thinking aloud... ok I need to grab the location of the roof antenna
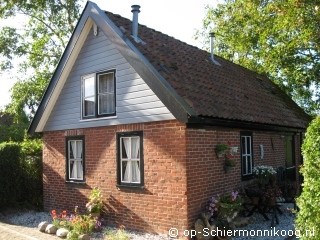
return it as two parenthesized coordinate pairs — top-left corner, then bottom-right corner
(209, 32), (221, 66)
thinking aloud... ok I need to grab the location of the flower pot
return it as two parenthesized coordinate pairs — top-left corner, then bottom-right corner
(229, 147), (238, 156)
(217, 151), (226, 158)
(269, 178), (276, 187)
(224, 165), (232, 173)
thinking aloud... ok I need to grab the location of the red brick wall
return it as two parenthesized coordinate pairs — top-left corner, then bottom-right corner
(42, 120), (303, 236)
(185, 127), (303, 230)
(42, 120), (188, 235)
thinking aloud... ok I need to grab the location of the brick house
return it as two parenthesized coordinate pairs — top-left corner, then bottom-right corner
(28, 1), (310, 236)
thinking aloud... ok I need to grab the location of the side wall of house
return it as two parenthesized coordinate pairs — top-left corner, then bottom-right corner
(42, 120), (187, 234)
(186, 127), (302, 229)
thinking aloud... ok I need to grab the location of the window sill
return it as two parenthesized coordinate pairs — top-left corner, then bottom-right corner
(116, 184), (145, 191)
(79, 116), (117, 122)
(65, 181), (86, 185)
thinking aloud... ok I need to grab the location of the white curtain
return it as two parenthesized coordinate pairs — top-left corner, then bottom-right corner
(70, 141), (83, 179)
(99, 73), (114, 114)
(131, 138), (140, 182)
(123, 138), (131, 182)
(122, 137), (140, 183)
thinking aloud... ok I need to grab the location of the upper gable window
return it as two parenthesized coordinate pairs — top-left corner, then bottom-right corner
(82, 70), (116, 119)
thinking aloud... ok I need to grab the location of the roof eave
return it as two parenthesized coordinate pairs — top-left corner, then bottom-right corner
(187, 116), (308, 133)
(28, 1), (95, 135)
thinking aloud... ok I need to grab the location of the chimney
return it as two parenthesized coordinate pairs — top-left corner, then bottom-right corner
(209, 32), (221, 66)
(209, 32), (215, 62)
(131, 5), (140, 41)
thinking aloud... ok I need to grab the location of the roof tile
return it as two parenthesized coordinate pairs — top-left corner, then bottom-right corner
(105, 11), (310, 129)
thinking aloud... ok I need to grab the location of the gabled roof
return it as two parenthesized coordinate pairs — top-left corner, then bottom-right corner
(28, 1), (310, 134)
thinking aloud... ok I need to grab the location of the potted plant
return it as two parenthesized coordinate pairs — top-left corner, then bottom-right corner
(208, 191), (243, 223)
(224, 155), (236, 173)
(253, 165), (276, 189)
(86, 188), (103, 217)
(216, 144), (228, 157)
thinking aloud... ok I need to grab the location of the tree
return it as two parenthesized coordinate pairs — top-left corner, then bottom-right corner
(0, 109), (28, 142)
(0, 0), (83, 119)
(296, 117), (320, 239)
(196, 0), (320, 115)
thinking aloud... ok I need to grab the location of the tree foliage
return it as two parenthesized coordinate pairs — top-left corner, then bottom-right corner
(296, 116), (320, 239)
(0, 109), (29, 142)
(0, 0), (83, 118)
(196, 0), (320, 115)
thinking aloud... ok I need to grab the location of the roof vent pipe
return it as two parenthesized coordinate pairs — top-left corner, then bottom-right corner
(209, 32), (221, 66)
(209, 32), (215, 61)
(131, 5), (140, 41)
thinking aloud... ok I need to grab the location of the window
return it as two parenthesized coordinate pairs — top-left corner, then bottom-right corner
(82, 70), (116, 119)
(241, 132), (253, 179)
(117, 131), (144, 187)
(66, 136), (85, 182)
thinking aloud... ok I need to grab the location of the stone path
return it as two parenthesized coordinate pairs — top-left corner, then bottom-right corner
(0, 222), (59, 240)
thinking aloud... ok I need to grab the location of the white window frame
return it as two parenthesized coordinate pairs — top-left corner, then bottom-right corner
(66, 136), (85, 182)
(81, 69), (116, 119)
(241, 133), (253, 178)
(117, 131), (144, 187)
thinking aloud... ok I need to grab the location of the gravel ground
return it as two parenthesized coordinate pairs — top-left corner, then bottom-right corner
(0, 203), (297, 239)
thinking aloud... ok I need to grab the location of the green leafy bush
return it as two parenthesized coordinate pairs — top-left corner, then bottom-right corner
(296, 116), (320, 239)
(0, 142), (22, 206)
(0, 138), (43, 208)
(20, 138), (43, 208)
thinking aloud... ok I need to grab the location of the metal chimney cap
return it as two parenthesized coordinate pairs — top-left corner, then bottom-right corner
(209, 32), (215, 37)
(131, 5), (141, 13)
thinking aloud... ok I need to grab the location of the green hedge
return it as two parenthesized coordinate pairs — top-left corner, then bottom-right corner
(0, 139), (43, 208)
(296, 116), (320, 239)
(0, 142), (22, 206)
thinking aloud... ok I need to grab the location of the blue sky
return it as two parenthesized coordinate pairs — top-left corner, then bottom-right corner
(0, 0), (216, 110)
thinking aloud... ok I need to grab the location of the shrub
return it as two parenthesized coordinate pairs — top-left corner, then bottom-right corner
(296, 116), (320, 239)
(0, 142), (22, 206)
(20, 138), (43, 208)
(0, 139), (43, 208)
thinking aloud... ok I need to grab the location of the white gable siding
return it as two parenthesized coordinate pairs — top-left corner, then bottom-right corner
(43, 26), (175, 131)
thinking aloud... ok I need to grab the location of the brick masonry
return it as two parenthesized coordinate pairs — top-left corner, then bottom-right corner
(42, 119), (302, 236)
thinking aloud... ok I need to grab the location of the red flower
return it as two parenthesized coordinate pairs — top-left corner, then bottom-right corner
(62, 210), (67, 218)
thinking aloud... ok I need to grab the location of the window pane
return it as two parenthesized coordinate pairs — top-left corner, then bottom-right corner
(131, 160), (140, 183)
(84, 97), (95, 116)
(98, 73), (115, 115)
(241, 136), (246, 154)
(68, 139), (84, 181)
(122, 161), (129, 182)
(246, 137), (251, 154)
(99, 73), (114, 93)
(241, 134), (253, 176)
(120, 136), (141, 183)
(84, 77), (95, 97)
(99, 93), (115, 114)
(121, 138), (128, 159)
